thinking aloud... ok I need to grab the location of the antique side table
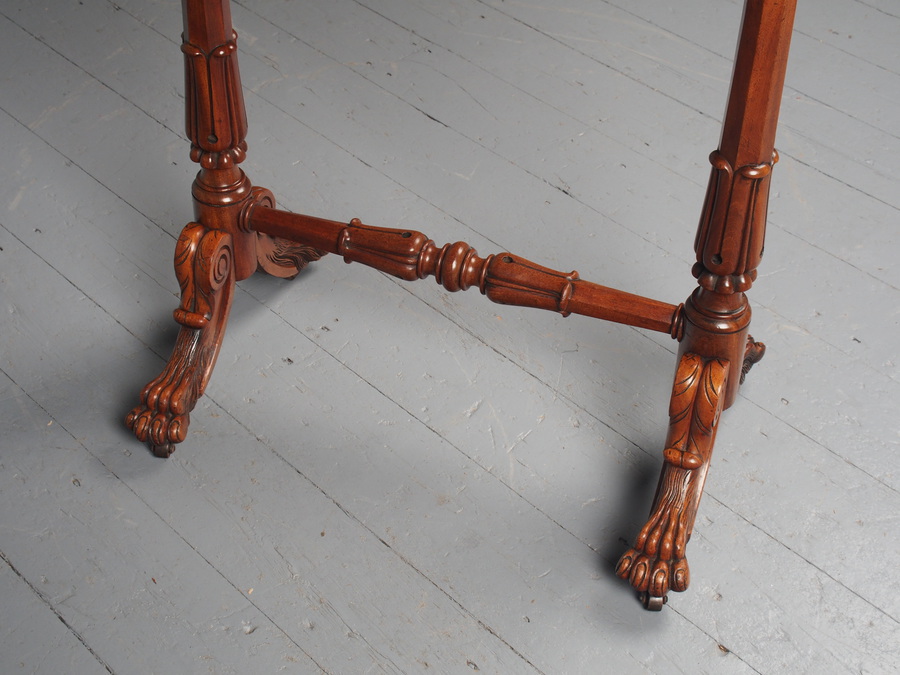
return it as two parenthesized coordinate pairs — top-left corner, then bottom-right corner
(126, 0), (796, 610)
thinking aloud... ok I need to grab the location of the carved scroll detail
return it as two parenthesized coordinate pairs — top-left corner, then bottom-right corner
(182, 31), (248, 170)
(692, 150), (778, 294)
(126, 222), (235, 457)
(616, 353), (729, 607)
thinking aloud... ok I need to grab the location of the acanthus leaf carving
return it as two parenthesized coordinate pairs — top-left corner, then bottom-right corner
(126, 222), (234, 457)
(616, 353), (729, 607)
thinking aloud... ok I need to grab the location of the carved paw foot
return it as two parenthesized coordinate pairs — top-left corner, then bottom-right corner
(126, 329), (213, 457)
(617, 353), (729, 608)
(740, 334), (766, 384)
(617, 469), (692, 608)
(126, 223), (234, 457)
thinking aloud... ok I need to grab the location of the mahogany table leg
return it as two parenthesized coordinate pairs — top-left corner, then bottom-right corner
(126, 222), (234, 457)
(126, 0), (795, 612)
(617, 0), (796, 609)
(126, 0), (319, 456)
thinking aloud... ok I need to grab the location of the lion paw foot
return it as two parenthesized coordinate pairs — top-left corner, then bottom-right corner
(125, 404), (190, 457)
(125, 333), (209, 456)
(126, 223), (232, 456)
(616, 458), (698, 609)
(616, 546), (690, 608)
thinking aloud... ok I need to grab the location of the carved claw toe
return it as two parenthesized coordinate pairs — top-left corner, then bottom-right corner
(616, 510), (692, 604)
(126, 404), (191, 450)
(126, 403), (180, 457)
(616, 550), (690, 602)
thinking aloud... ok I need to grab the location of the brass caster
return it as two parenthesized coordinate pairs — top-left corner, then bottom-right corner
(642, 593), (667, 611)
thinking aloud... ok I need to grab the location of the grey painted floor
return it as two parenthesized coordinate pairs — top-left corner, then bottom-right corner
(2, 0), (898, 673)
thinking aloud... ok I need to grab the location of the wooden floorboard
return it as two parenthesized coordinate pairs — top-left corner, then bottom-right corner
(1, 0), (898, 672)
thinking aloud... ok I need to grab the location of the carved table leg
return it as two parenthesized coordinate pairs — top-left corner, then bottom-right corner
(126, 223), (234, 457)
(126, 0), (322, 455)
(617, 0), (795, 608)
(617, 353), (729, 608)
(127, 0), (794, 613)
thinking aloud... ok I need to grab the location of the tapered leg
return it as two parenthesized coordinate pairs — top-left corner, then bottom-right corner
(617, 0), (796, 609)
(127, 0), (795, 614)
(126, 0), (320, 455)
(126, 0), (251, 457)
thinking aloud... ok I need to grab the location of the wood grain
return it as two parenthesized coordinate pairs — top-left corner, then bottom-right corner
(1, 0), (898, 671)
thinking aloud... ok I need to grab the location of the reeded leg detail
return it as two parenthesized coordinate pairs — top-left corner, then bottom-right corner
(616, 0), (798, 608)
(124, 0), (797, 613)
(126, 222), (235, 457)
(616, 353), (729, 608)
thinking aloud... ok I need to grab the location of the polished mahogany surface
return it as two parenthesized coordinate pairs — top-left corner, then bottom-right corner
(127, 0), (796, 611)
